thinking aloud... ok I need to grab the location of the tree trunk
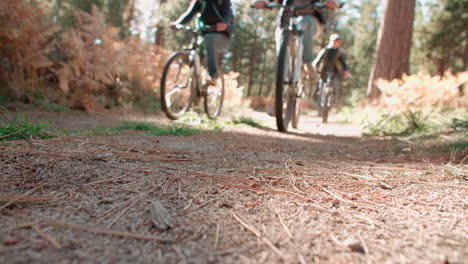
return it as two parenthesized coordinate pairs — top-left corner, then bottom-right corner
(124, 0), (136, 26)
(464, 39), (468, 71)
(437, 59), (446, 78)
(155, 27), (164, 49)
(367, 0), (416, 101)
(247, 31), (259, 97)
(258, 53), (267, 96)
(154, 0), (167, 52)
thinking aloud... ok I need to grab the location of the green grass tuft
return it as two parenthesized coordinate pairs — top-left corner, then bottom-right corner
(0, 117), (52, 141)
(231, 116), (263, 128)
(117, 121), (159, 131)
(176, 111), (224, 131)
(116, 121), (203, 136)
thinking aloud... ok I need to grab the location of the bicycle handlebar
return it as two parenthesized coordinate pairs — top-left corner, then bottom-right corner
(251, 1), (344, 10)
(266, 3), (325, 10)
(171, 24), (218, 33)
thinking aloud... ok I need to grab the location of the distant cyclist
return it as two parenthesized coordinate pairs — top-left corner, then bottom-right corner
(170, 0), (234, 86)
(253, 0), (342, 80)
(312, 33), (351, 101)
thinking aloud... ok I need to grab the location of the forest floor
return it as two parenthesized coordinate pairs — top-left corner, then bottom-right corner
(0, 106), (467, 264)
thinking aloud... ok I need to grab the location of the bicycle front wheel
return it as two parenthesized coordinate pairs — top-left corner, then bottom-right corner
(291, 97), (301, 129)
(204, 74), (224, 119)
(275, 31), (295, 132)
(160, 52), (194, 120)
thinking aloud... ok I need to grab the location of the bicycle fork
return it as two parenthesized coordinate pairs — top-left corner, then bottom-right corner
(189, 50), (204, 97)
(288, 36), (304, 98)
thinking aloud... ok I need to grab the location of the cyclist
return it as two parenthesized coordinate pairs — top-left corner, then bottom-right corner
(170, 0), (234, 86)
(312, 33), (350, 102)
(253, 0), (341, 80)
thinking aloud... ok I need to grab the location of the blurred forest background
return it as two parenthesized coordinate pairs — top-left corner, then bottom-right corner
(0, 0), (467, 136)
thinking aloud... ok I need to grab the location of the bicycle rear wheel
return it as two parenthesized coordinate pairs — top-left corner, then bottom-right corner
(275, 31), (295, 132)
(160, 52), (194, 120)
(204, 74), (224, 119)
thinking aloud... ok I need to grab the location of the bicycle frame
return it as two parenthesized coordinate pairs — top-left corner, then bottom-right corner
(285, 19), (305, 88)
(177, 25), (216, 97)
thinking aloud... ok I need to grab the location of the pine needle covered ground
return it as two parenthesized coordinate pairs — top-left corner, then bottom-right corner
(0, 109), (466, 263)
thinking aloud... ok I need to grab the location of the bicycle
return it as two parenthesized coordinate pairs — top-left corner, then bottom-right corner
(316, 71), (336, 123)
(257, 3), (325, 132)
(160, 25), (225, 120)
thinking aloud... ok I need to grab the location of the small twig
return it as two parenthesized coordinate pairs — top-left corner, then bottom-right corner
(231, 211), (287, 259)
(447, 164), (468, 174)
(459, 154), (468, 165)
(318, 186), (359, 206)
(85, 167), (140, 185)
(106, 195), (144, 229)
(1, 221), (39, 233)
(0, 128), (27, 139)
(448, 215), (459, 231)
(173, 201), (209, 216)
(275, 209), (294, 241)
(214, 223), (220, 249)
(0, 195), (78, 203)
(354, 213), (378, 229)
(357, 232), (369, 256)
(454, 193), (468, 206)
(36, 214), (169, 242)
(285, 160), (305, 194)
(97, 186), (158, 223)
(32, 225), (62, 249)
(0, 177), (64, 212)
(339, 171), (376, 181)
(2, 148), (81, 159)
(361, 166), (423, 172)
(105, 187), (158, 228)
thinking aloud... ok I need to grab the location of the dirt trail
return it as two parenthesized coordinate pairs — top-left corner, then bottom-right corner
(1, 109), (467, 264)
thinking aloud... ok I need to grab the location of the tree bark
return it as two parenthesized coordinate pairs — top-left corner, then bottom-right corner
(258, 53), (267, 96)
(437, 59), (446, 78)
(154, 0), (167, 52)
(247, 30), (259, 97)
(124, 0), (136, 26)
(367, 0), (416, 101)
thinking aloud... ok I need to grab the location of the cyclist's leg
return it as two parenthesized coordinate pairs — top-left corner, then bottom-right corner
(298, 15), (317, 64)
(331, 75), (340, 95)
(317, 75), (327, 104)
(203, 33), (229, 81)
(298, 15), (318, 82)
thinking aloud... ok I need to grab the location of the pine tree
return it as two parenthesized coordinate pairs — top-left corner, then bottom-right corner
(367, 0), (416, 100)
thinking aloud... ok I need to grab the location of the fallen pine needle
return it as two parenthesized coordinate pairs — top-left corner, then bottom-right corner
(231, 211), (287, 260)
(0, 195), (78, 203)
(102, 187), (159, 227)
(1, 221), (39, 233)
(85, 167), (141, 185)
(0, 177), (66, 212)
(214, 223), (220, 249)
(32, 225), (62, 249)
(275, 209), (294, 241)
(35, 214), (169, 242)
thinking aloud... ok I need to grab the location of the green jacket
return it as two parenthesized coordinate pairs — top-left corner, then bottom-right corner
(312, 47), (348, 79)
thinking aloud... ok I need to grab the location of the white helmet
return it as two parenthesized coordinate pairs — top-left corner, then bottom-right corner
(329, 34), (341, 41)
